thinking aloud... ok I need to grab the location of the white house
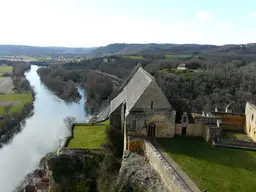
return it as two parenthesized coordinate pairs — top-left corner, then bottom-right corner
(177, 63), (187, 70)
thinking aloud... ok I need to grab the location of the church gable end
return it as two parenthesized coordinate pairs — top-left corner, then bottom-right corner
(133, 80), (172, 110)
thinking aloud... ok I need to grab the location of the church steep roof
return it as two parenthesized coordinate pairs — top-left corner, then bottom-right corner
(110, 64), (155, 115)
(110, 90), (125, 114)
(124, 67), (153, 112)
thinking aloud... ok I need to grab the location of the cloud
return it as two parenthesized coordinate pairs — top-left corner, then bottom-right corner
(196, 10), (213, 20)
(248, 13), (256, 17)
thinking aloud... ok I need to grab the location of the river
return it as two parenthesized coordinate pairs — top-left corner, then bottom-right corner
(0, 65), (91, 192)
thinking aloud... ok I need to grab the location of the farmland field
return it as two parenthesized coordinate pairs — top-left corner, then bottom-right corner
(0, 66), (12, 76)
(165, 54), (192, 60)
(0, 93), (32, 115)
(121, 55), (144, 59)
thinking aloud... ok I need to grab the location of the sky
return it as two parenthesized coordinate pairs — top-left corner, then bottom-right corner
(0, 0), (255, 47)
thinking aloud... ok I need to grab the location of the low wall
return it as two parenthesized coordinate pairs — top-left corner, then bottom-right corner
(175, 123), (203, 137)
(144, 140), (198, 192)
(214, 138), (256, 150)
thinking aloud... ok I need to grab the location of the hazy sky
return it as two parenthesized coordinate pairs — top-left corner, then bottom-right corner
(0, 0), (255, 47)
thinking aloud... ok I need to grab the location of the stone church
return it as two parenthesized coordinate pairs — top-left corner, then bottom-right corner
(109, 64), (177, 150)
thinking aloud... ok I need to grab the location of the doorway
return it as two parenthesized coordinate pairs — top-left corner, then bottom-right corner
(181, 126), (187, 136)
(148, 123), (156, 136)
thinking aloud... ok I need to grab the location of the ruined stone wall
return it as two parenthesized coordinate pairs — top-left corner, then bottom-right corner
(144, 140), (199, 192)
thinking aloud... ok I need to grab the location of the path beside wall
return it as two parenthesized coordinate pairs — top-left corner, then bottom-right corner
(144, 139), (200, 192)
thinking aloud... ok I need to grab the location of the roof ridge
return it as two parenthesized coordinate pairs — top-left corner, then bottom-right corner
(139, 67), (154, 80)
(118, 62), (142, 92)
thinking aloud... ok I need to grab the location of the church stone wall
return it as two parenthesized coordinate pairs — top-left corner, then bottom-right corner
(126, 110), (176, 137)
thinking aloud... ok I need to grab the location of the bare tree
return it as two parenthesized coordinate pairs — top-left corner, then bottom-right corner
(63, 116), (76, 133)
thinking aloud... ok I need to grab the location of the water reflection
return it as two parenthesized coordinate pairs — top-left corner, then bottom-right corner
(0, 65), (91, 191)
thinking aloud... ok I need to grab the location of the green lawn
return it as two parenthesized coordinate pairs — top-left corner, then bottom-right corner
(67, 120), (109, 149)
(158, 137), (256, 192)
(222, 131), (253, 141)
(0, 93), (32, 115)
(164, 54), (192, 60)
(121, 55), (144, 59)
(0, 66), (12, 76)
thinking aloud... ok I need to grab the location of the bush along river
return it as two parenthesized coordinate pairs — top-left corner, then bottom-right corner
(0, 65), (91, 192)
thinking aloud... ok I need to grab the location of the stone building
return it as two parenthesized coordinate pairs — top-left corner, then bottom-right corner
(109, 64), (215, 151)
(177, 63), (187, 70)
(109, 64), (176, 150)
(245, 102), (256, 141)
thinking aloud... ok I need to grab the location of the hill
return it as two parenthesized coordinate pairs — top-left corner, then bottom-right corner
(91, 43), (176, 56)
(0, 45), (97, 57)
(91, 43), (256, 57)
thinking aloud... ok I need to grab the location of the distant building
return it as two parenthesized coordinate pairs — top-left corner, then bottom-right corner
(245, 102), (256, 141)
(177, 63), (187, 70)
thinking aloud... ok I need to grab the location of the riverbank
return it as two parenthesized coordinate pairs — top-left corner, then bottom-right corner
(0, 63), (35, 146)
(36, 66), (115, 108)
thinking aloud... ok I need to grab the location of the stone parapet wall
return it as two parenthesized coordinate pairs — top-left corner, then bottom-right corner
(144, 140), (199, 192)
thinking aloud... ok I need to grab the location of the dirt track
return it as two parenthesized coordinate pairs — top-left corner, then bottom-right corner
(0, 101), (21, 107)
(0, 77), (14, 94)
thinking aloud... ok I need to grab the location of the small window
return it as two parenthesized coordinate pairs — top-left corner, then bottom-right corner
(151, 101), (154, 109)
(132, 120), (136, 129)
(252, 114), (254, 121)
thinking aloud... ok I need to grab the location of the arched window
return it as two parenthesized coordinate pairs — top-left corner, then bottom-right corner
(151, 101), (154, 109)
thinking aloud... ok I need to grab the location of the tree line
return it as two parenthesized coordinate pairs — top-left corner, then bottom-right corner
(37, 67), (114, 109)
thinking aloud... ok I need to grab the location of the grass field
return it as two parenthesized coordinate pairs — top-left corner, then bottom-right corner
(67, 120), (109, 149)
(165, 54), (192, 60)
(0, 93), (32, 115)
(158, 137), (256, 192)
(0, 66), (12, 76)
(121, 55), (144, 59)
(0, 56), (53, 62)
(222, 131), (252, 141)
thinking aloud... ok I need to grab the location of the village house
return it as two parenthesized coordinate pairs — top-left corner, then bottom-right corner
(177, 63), (187, 70)
(109, 64), (217, 151)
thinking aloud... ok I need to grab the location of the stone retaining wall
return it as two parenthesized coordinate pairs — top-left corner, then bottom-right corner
(214, 138), (256, 150)
(144, 140), (198, 192)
